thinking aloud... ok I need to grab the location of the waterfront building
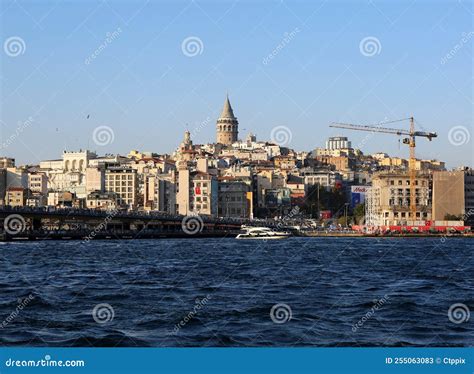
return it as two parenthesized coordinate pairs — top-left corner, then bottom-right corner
(26, 193), (47, 207)
(6, 187), (29, 207)
(47, 191), (75, 208)
(432, 168), (474, 225)
(39, 150), (97, 198)
(86, 191), (118, 210)
(155, 171), (177, 214)
(190, 171), (218, 216)
(28, 172), (48, 194)
(216, 96), (238, 145)
(105, 167), (138, 209)
(367, 172), (431, 226)
(176, 163), (191, 215)
(27, 172), (48, 207)
(263, 187), (292, 217)
(217, 178), (251, 218)
(176, 160), (218, 216)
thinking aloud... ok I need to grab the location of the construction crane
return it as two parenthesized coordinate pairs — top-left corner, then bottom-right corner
(329, 117), (437, 220)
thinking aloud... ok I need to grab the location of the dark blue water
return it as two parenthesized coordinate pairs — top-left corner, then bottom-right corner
(0, 237), (472, 347)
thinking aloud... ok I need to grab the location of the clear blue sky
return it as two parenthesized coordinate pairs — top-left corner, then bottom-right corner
(1, 0), (472, 167)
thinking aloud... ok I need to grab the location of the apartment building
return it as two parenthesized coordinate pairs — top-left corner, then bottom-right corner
(105, 167), (138, 209)
(368, 172), (431, 226)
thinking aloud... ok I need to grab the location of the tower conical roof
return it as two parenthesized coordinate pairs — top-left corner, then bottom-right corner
(219, 95), (236, 119)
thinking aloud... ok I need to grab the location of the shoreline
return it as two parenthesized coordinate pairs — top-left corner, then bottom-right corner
(1, 231), (473, 242)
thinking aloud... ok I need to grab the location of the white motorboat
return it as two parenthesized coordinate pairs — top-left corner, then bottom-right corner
(235, 225), (291, 240)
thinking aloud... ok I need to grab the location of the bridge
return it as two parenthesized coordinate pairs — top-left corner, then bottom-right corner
(0, 207), (282, 241)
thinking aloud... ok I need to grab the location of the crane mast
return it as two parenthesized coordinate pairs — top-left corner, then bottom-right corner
(408, 117), (416, 219)
(329, 117), (437, 223)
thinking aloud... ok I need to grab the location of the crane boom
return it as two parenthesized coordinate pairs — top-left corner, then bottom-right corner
(330, 122), (410, 136)
(329, 122), (437, 140)
(328, 117), (437, 223)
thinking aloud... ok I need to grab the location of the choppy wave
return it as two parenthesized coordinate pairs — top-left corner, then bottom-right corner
(0, 238), (472, 347)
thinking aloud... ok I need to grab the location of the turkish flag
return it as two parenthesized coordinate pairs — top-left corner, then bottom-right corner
(195, 186), (201, 195)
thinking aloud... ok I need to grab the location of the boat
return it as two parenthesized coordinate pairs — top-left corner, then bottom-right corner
(235, 225), (291, 240)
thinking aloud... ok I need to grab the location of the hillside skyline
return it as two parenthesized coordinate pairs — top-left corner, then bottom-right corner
(1, 0), (472, 167)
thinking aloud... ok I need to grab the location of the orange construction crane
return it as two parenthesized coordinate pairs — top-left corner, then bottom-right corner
(329, 117), (437, 219)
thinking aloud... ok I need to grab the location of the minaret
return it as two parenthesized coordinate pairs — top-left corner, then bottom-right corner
(216, 95), (238, 145)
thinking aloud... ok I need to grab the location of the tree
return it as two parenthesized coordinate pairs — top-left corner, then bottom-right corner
(303, 185), (349, 217)
(353, 203), (365, 224)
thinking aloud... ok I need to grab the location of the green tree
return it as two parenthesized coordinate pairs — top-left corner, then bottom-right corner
(353, 203), (365, 224)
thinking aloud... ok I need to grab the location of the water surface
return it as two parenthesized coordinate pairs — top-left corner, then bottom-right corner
(0, 237), (472, 347)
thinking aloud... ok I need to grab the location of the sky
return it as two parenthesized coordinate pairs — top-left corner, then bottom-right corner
(0, 0), (472, 167)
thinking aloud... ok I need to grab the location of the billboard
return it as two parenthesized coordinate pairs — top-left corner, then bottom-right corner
(351, 186), (369, 207)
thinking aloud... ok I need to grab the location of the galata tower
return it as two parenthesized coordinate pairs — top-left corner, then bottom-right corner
(216, 95), (238, 145)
